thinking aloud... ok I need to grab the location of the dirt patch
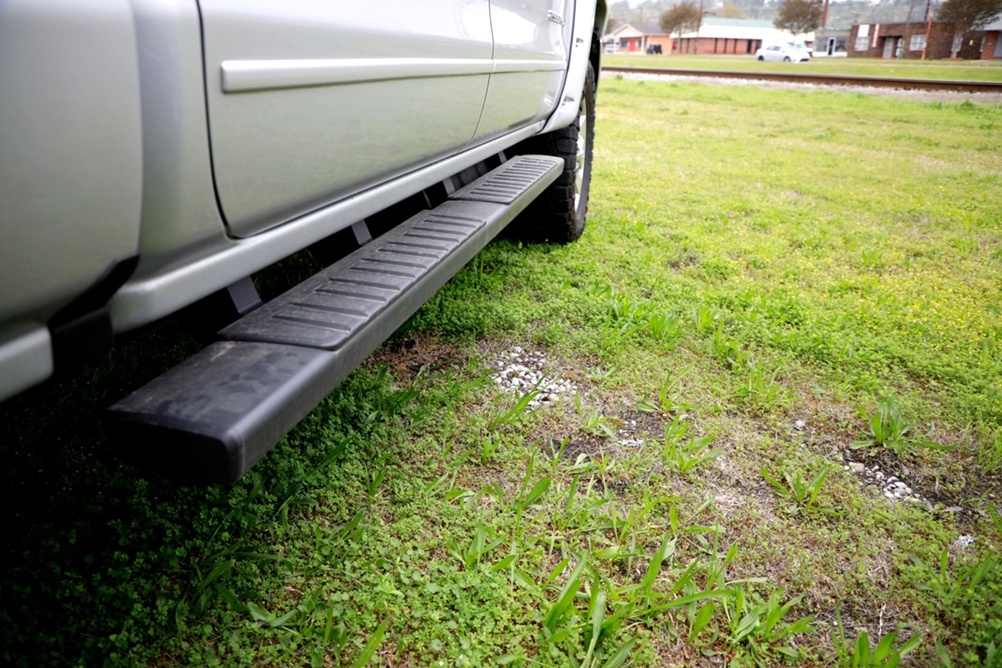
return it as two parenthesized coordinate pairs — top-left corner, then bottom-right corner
(371, 333), (464, 380)
(538, 437), (603, 463)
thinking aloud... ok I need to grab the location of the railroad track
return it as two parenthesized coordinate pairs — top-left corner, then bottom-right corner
(602, 66), (1002, 94)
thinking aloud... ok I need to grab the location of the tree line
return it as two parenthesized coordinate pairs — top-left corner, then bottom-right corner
(613, 0), (1002, 49)
(616, 0), (1002, 54)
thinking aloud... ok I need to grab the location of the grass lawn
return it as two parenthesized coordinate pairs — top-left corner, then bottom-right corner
(604, 53), (1002, 83)
(1, 80), (1001, 667)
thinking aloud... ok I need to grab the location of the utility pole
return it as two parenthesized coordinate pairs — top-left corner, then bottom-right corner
(904, 0), (917, 58)
(696, 0), (704, 55)
(921, 0), (933, 59)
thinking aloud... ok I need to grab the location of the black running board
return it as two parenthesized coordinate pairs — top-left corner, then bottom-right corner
(108, 156), (562, 483)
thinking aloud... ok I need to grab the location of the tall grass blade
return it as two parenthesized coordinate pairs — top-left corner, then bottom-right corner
(899, 634), (922, 656)
(936, 637), (954, 667)
(599, 637), (637, 668)
(640, 536), (675, 596)
(583, 582), (607, 666)
(519, 478), (552, 512)
(543, 554), (589, 633)
(873, 631), (897, 661)
(351, 619), (389, 668)
(689, 601), (715, 642)
(490, 387), (541, 428)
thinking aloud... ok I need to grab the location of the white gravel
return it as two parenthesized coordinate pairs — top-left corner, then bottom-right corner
(952, 534), (976, 550)
(490, 347), (646, 448)
(842, 461), (926, 505)
(617, 419), (644, 448)
(491, 347), (577, 408)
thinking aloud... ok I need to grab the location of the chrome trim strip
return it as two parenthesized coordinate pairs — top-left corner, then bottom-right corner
(221, 58), (494, 93)
(221, 57), (566, 93)
(492, 59), (566, 74)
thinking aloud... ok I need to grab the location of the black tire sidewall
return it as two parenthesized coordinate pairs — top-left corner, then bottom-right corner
(571, 61), (597, 239)
(507, 61), (597, 244)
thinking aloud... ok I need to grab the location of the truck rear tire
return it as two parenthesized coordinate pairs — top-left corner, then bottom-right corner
(508, 61), (596, 243)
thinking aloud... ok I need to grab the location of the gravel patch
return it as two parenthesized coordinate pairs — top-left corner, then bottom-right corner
(490, 347), (651, 449)
(952, 534), (976, 550)
(491, 347), (577, 407)
(842, 460), (927, 505)
(793, 419), (932, 506)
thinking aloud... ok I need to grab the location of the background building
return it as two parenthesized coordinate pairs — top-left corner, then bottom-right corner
(814, 28), (851, 56)
(607, 19), (811, 56)
(980, 15), (1002, 59)
(607, 23), (671, 53)
(674, 18), (812, 55)
(848, 17), (1002, 59)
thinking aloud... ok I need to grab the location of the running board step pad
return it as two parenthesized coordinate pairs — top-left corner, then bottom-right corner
(108, 156), (562, 483)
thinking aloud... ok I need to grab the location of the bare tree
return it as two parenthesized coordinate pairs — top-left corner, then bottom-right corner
(938, 0), (1002, 57)
(718, 3), (747, 18)
(660, 1), (704, 43)
(773, 0), (825, 37)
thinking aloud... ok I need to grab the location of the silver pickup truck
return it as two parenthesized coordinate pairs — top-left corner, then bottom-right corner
(0, 0), (607, 481)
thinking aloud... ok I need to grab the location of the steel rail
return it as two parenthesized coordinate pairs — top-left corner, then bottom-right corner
(602, 66), (1002, 94)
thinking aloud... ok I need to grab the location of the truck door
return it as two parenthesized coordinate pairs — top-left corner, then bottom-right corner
(474, 0), (570, 141)
(197, 0), (494, 238)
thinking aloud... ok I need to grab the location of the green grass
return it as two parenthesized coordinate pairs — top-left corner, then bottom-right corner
(1, 79), (1001, 667)
(604, 53), (1002, 83)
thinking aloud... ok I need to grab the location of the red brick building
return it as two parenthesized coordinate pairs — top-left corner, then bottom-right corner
(607, 23), (673, 54)
(848, 17), (1002, 59)
(607, 19), (810, 57)
(980, 16), (1002, 59)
